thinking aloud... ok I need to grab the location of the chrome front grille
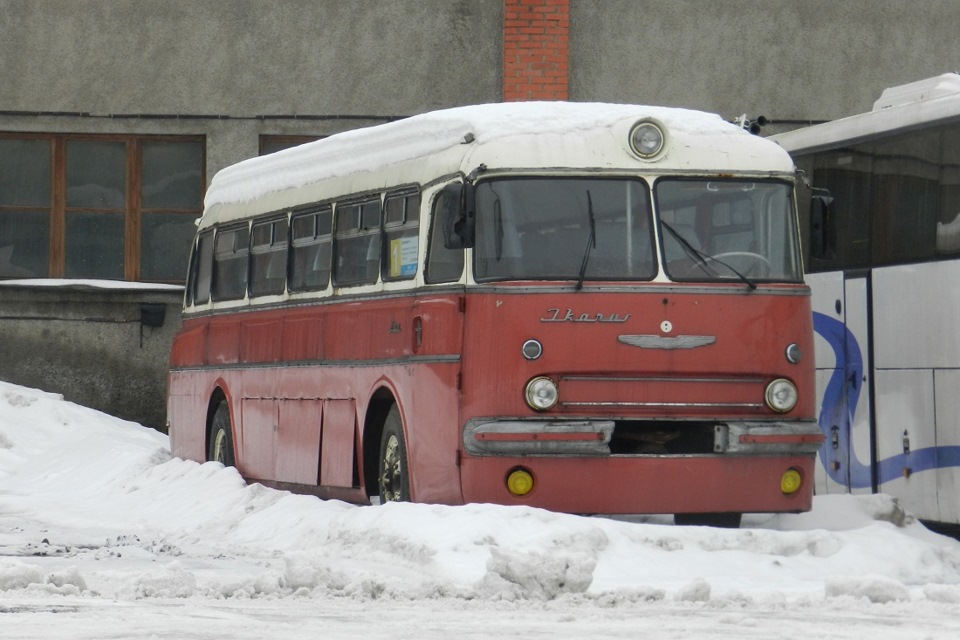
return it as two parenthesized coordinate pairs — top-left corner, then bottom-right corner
(558, 374), (768, 413)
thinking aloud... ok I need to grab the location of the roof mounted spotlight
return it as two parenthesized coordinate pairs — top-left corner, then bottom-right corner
(733, 114), (768, 135)
(628, 119), (666, 159)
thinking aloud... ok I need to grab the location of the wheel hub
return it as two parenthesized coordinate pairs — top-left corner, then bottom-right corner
(380, 434), (402, 502)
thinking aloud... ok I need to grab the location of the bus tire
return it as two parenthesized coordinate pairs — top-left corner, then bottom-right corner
(674, 512), (742, 528)
(208, 402), (236, 467)
(378, 406), (410, 503)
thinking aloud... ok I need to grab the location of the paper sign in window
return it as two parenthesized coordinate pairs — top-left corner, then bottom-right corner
(390, 236), (419, 278)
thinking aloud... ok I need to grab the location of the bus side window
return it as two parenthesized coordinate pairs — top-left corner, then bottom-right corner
(334, 198), (381, 287)
(212, 224), (249, 301)
(425, 187), (465, 283)
(289, 206), (332, 291)
(249, 216), (289, 297)
(192, 230), (214, 305)
(382, 189), (420, 282)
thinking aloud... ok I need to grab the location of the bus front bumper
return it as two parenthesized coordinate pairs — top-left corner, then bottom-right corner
(459, 418), (824, 515)
(462, 418), (824, 456)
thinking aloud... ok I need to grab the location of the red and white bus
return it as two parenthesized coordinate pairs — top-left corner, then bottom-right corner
(167, 102), (823, 526)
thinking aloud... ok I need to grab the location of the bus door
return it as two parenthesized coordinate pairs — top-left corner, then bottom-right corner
(872, 263), (957, 522)
(809, 271), (874, 494)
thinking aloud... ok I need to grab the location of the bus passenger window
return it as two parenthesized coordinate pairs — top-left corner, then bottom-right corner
(249, 217), (289, 297)
(383, 190), (420, 282)
(290, 207), (332, 291)
(192, 230), (214, 305)
(425, 187), (465, 283)
(334, 198), (381, 287)
(212, 224), (250, 301)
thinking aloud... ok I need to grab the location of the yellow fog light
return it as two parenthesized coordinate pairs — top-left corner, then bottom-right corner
(781, 468), (803, 495)
(506, 468), (535, 496)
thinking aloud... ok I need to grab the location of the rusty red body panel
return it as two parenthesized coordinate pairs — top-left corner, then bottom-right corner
(168, 292), (466, 504)
(459, 455), (816, 514)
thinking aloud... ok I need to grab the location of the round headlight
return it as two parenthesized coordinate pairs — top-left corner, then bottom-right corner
(629, 121), (665, 158)
(525, 376), (559, 411)
(765, 378), (798, 413)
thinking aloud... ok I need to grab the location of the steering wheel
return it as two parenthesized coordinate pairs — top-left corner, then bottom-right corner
(702, 251), (771, 277)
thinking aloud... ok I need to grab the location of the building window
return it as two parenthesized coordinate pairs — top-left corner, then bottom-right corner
(0, 133), (204, 283)
(0, 138), (51, 277)
(259, 135), (323, 156)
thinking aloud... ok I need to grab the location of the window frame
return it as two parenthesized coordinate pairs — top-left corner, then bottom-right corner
(425, 184), (465, 284)
(211, 222), (251, 302)
(289, 204), (333, 293)
(0, 132), (205, 283)
(382, 187), (421, 283)
(333, 195), (382, 287)
(249, 215), (290, 298)
(189, 229), (215, 305)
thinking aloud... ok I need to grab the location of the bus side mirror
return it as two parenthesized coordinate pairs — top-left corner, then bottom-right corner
(439, 182), (475, 249)
(809, 194), (835, 260)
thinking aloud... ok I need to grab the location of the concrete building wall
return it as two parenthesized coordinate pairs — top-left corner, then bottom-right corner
(570, 0), (960, 131)
(0, 284), (182, 430)
(1, 0), (502, 115)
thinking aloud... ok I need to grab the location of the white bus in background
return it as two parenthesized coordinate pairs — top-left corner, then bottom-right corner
(772, 73), (960, 526)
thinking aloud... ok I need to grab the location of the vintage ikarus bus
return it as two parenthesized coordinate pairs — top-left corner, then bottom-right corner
(167, 102), (823, 527)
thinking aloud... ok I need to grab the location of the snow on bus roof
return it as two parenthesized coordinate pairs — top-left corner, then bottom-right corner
(204, 102), (748, 210)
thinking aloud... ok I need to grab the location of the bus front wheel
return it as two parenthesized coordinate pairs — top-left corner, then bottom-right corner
(208, 402), (236, 467)
(378, 406), (410, 503)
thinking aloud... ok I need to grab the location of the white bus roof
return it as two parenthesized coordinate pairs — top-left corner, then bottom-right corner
(202, 102), (794, 228)
(772, 73), (960, 155)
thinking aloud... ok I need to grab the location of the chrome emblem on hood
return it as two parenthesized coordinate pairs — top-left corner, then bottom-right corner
(617, 335), (716, 349)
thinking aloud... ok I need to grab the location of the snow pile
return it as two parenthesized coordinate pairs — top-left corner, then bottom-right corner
(2, 380), (960, 637)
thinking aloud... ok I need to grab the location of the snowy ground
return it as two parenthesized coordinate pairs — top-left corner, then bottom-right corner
(2, 381), (960, 639)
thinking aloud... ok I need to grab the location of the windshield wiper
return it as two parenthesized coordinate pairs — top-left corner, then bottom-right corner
(575, 191), (597, 291)
(660, 221), (756, 290)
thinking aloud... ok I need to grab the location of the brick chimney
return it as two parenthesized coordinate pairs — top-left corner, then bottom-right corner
(503, 0), (570, 101)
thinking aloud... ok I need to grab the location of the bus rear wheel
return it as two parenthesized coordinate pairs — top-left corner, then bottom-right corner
(378, 406), (410, 503)
(208, 402), (235, 467)
(674, 512), (742, 528)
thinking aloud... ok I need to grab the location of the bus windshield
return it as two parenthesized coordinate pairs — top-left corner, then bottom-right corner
(657, 179), (803, 283)
(472, 177), (802, 284)
(474, 178), (656, 282)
